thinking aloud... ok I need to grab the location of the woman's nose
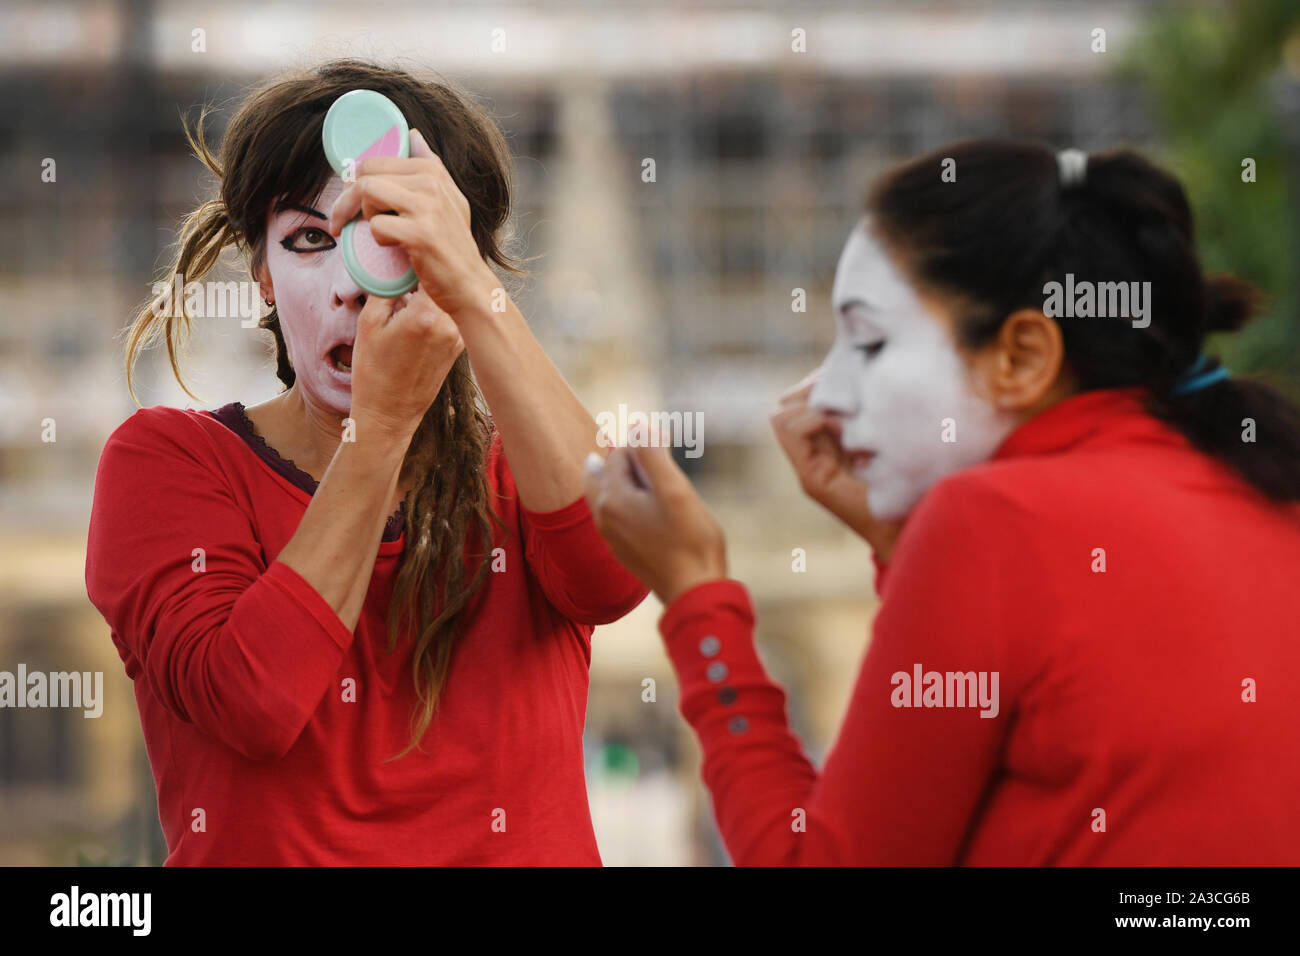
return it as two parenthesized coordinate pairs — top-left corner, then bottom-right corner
(331, 260), (367, 309)
(809, 360), (855, 415)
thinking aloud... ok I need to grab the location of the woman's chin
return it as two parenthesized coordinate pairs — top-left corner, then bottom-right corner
(302, 382), (352, 418)
(865, 474), (919, 524)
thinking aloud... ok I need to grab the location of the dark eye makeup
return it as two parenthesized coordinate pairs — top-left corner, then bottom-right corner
(280, 226), (336, 253)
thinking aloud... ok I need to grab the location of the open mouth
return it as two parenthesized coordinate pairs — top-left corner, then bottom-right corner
(327, 343), (353, 373)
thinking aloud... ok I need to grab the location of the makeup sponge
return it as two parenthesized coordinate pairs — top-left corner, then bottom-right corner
(351, 219), (413, 282)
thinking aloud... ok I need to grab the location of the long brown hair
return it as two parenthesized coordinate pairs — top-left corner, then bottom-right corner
(124, 58), (517, 757)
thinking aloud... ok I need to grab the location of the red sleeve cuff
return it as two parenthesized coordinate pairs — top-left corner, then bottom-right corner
(519, 492), (594, 531)
(659, 578), (754, 646)
(519, 492), (650, 624)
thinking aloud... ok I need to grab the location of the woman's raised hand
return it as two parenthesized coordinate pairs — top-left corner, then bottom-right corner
(769, 369), (901, 561)
(327, 129), (497, 322)
(349, 289), (464, 442)
(583, 443), (729, 606)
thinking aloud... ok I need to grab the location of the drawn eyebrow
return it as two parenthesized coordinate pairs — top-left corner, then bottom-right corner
(274, 202), (326, 220)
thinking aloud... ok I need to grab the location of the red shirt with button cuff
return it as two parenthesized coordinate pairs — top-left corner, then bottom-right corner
(659, 387), (1300, 865)
(85, 404), (649, 865)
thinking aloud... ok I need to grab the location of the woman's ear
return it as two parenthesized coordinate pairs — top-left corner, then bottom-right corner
(255, 260), (273, 302)
(977, 308), (1073, 412)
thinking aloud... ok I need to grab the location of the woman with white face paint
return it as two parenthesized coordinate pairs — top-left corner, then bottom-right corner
(86, 60), (648, 865)
(585, 140), (1300, 865)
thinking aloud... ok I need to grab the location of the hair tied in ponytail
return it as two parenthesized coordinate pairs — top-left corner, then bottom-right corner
(1203, 273), (1265, 334)
(1171, 354), (1230, 395)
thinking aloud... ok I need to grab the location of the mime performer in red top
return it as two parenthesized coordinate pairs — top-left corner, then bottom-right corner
(585, 141), (1300, 865)
(86, 60), (647, 865)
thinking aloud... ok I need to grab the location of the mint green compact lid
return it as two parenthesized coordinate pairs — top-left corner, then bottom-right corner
(322, 89), (410, 176)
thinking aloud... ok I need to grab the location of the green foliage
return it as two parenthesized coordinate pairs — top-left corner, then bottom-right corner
(1121, 0), (1300, 393)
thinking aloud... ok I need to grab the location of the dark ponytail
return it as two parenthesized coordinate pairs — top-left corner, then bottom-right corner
(867, 139), (1300, 502)
(1145, 275), (1300, 500)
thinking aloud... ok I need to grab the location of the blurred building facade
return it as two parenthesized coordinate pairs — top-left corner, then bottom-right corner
(2, 0), (1167, 865)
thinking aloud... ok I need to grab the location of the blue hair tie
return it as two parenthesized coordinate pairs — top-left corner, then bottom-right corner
(1171, 354), (1230, 395)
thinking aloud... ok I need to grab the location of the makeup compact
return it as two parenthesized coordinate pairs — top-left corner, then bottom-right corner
(322, 89), (419, 297)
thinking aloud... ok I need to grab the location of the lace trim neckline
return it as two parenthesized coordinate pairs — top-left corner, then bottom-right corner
(232, 401), (323, 492)
(228, 401), (408, 526)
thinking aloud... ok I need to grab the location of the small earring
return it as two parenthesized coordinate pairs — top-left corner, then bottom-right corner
(264, 297), (274, 307)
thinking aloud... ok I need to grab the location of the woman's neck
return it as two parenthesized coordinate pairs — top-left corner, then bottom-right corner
(244, 386), (351, 484)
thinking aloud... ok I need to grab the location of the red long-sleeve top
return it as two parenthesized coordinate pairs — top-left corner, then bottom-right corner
(85, 403), (648, 865)
(660, 387), (1300, 865)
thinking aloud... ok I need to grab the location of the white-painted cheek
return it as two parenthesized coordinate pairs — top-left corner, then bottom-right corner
(275, 267), (349, 412)
(855, 325), (1018, 521)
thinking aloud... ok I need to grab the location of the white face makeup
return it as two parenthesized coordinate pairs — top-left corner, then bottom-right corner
(808, 218), (1019, 521)
(262, 176), (365, 416)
